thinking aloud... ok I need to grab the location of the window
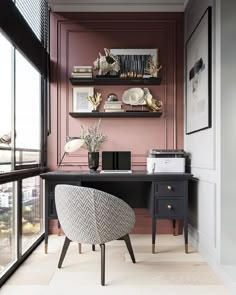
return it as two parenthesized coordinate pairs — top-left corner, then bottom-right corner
(0, 0), (48, 286)
(0, 33), (12, 174)
(15, 50), (41, 168)
(22, 176), (43, 253)
(0, 182), (16, 276)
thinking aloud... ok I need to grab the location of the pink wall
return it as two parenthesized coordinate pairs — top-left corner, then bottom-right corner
(48, 12), (184, 234)
(49, 12), (184, 171)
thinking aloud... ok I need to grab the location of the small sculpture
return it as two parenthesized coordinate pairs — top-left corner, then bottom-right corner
(87, 92), (103, 112)
(122, 88), (146, 105)
(144, 87), (162, 112)
(93, 48), (120, 76)
(145, 56), (162, 77)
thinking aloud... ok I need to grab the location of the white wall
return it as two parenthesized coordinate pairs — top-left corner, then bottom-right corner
(185, 0), (236, 270)
(185, 0), (220, 264)
(220, 0), (236, 265)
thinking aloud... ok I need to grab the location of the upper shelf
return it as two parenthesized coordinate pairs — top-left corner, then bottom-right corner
(69, 111), (162, 118)
(69, 76), (162, 86)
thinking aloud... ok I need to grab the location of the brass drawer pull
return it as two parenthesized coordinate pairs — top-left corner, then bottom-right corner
(167, 185), (172, 190)
(167, 204), (172, 209)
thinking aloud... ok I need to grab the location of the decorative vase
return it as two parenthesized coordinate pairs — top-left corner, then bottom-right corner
(88, 152), (99, 172)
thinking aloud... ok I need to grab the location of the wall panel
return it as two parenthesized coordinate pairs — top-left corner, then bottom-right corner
(49, 12), (184, 234)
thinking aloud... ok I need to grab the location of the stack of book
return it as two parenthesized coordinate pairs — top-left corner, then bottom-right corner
(104, 101), (124, 112)
(71, 66), (93, 78)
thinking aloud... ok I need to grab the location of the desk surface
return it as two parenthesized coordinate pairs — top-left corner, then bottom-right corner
(40, 170), (192, 182)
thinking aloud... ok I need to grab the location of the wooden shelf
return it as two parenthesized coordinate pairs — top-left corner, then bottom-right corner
(69, 76), (161, 86)
(69, 111), (162, 118)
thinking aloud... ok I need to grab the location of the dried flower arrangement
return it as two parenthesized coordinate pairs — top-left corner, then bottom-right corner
(80, 119), (107, 152)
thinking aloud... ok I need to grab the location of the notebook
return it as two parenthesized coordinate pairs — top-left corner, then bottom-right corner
(100, 151), (132, 173)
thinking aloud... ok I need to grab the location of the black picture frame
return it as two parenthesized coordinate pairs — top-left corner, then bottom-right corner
(186, 7), (212, 135)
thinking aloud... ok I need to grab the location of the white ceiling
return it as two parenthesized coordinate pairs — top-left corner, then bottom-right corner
(48, 0), (189, 12)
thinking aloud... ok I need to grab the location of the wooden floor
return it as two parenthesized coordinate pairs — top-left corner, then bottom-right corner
(0, 234), (233, 294)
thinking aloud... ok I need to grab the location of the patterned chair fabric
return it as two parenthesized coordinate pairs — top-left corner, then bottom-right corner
(55, 185), (135, 244)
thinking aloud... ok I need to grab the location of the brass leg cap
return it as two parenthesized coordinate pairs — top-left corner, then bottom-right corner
(45, 243), (48, 254)
(185, 244), (188, 254)
(152, 244), (155, 254)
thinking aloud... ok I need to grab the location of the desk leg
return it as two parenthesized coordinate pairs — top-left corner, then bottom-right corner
(172, 219), (177, 236)
(152, 217), (156, 254)
(184, 219), (188, 254)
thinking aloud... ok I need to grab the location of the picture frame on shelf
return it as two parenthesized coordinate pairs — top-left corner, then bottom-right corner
(186, 7), (212, 135)
(72, 87), (94, 112)
(110, 48), (160, 78)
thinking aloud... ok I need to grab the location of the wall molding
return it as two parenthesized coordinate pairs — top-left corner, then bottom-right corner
(53, 15), (182, 166)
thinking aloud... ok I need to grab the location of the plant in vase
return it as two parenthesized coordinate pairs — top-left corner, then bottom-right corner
(80, 119), (107, 172)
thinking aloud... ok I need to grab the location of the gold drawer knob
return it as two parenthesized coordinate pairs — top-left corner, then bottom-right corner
(167, 185), (172, 190)
(167, 205), (172, 209)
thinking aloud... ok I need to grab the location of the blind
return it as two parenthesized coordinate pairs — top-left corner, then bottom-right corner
(15, 0), (49, 50)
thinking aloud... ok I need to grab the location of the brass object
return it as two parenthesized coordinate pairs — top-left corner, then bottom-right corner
(87, 92), (102, 111)
(167, 205), (172, 209)
(45, 243), (48, 254)
(152, 244), (155, 254)
(185, 244), (188, 254)
(145, 96), (162, 112)
(167, 185), (172, 190)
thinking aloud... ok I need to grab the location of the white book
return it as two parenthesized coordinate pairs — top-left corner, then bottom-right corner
(104, 101), (122, 104)
(71, 73), (93, 77)
(104, 109), (125, 112)
(104, 105), (122, 110)
(73, 65), (93, 69)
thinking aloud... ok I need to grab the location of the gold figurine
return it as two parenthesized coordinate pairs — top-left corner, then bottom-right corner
(145, 56), (162, 77)
(145, 92), (162, 112)
(87, 92), (103, 112)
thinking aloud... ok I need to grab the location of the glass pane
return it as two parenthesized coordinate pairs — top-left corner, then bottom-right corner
(0, 33), (12, 174)
(0, 182), (16, 275)
(22, 176), (43, 253)
(15, 50), (41, 168)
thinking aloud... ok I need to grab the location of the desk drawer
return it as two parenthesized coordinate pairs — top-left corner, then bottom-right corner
(155, 182), (185, 196)
(155, 198), (184, 218)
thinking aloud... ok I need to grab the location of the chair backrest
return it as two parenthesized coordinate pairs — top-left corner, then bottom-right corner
(55, 185), (135, 245)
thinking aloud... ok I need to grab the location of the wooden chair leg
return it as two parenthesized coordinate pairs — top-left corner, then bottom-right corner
(58, 220), (61, 236)
(58, 236), (71, 268)
(122, 234), (136, 263)
(92, 244), (96, 251)
(100, 244), (105, 286)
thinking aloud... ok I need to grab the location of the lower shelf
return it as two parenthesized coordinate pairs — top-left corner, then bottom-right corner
(69, 111), (162, 118)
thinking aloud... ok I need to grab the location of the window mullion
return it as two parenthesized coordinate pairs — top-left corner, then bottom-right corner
(11, 47), (16, 171)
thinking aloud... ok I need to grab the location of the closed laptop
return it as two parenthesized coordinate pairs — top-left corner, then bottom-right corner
(101, 151), (131, 173)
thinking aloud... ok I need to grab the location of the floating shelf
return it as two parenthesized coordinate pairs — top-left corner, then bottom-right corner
(69, 77), (161, 86)
(69, 111), (162, 118)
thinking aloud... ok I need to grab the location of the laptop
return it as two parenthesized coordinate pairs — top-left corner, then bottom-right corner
(100, 151), (132, 173)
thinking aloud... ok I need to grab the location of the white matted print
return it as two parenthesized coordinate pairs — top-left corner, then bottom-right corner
(72, 87), (94, 112)
(186, 7), (212, 134)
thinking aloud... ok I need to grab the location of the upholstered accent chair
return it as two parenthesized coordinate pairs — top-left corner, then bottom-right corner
(55, 184), (136, 286)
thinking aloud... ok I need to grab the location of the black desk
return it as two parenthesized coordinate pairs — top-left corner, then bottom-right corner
(40, 171), (192, 254)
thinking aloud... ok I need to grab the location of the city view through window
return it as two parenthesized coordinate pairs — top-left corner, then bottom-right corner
(0, 31), (43, 277)
(0, 176), (43, 274)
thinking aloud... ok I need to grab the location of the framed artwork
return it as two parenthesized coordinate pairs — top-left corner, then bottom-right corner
(186, 7), (212, 134)
(110, 48), (160, 77)
(72, 87), (94, 112)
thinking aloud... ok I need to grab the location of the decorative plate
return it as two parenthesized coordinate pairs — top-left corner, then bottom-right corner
(122, 88), (146, 105)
